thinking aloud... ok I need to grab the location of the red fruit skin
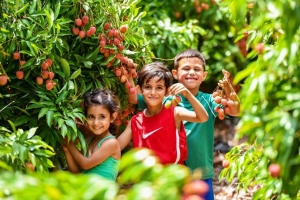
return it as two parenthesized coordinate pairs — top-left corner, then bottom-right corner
(256, 43), (264, 53)
(0, 75), (8, 86)
(41, 62), (49, 70)
(82, 15), (89, 24)
(19, 60), (26, 66)
(75, 18), (82, 26)
(89, 26), (96, 34)
(79, 31), (85, 39)
(174, 12), (180, 18)
(222, 160), (230, 168)
(115, 118), (122, 126)
(268, 164), (280, 178)
(183, 180), (209, 196)
(16, 71), (24, 79)
(72, 27), (79, 35)
(36, 77), (43, 85)
(120, 25), (128, 33)
(41, 71), (49, 79)
(25, 162), (35, 171)
(86, 30), (92, 37)
(129, 87), (136, 94)
(46, 82), (54, 90)
(115, 69), (121, 77)
(46, 59), (53, 66)
(13, 52), (20, 60)
(104, 22), (111, 30)
(48, 72), (55, 80)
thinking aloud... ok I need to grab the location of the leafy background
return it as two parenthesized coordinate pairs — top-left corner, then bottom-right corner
(0, 0), (299, 199)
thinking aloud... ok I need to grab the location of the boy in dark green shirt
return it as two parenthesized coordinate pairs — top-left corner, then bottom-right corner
(129, 49), (240, 200)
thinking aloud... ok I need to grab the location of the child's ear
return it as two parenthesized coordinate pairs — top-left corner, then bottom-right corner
(172, 69), (178, 80)
(136, 85), (141, 94)
(203, 71), (208, 81)
(111, 112), (118, 123)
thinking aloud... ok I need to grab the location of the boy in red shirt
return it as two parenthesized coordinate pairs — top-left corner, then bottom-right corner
(117, 62), (208, 164)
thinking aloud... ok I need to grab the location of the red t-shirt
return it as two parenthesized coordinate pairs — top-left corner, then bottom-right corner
(131, 106), (187, 165)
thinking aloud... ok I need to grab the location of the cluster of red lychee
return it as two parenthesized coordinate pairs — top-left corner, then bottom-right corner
(98, 22), (138, 94)
(72, 15), (96, 39)
(13, 52), (26, 80)
(164, 95), (181, 109)
(194, 0), (211, 13)
(37, 58), (56, 90)
(212, 77), (240, 120)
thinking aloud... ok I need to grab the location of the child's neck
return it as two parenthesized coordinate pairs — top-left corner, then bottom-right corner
(144, 104), (163, 117)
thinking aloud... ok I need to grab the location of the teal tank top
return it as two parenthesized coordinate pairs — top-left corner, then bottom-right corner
(82, 135), (120, 181)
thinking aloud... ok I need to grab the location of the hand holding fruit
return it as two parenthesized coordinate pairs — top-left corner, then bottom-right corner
(164, 95), (181, 109)
(169, 83), (190, 97)
(213, 70), (240, 119)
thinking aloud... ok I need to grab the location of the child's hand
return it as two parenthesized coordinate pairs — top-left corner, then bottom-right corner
(217, 69), (231, 97)
(76, 119), (94, 136)
(213, 69), (240, 118)
(169, 83), (190, 97)
(62, 137), (69, 151)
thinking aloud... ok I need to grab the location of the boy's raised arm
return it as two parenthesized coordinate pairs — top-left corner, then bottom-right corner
(127, 77), (138, 104)
(117, 120), (133, 150)
(170, 83), (208, 123)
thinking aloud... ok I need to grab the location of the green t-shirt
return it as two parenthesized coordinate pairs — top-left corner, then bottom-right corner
(137, 92), (218, 179)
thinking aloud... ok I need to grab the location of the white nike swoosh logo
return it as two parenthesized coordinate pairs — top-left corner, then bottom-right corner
(142, 127), (163, 139)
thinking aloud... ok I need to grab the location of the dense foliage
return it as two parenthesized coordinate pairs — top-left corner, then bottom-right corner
(0, 0), (152, 169)
(219, 0), (300, 199)
(0, 0), (299, 199)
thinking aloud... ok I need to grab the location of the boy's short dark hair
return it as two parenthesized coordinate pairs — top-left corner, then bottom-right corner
(137, 62), (173, 89)
(174, 49), (206, 70)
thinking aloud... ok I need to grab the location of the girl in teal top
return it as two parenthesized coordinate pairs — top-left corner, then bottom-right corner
(63, 89), (121, 182)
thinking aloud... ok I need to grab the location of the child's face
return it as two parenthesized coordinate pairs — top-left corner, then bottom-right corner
(141, 76), (167, 107)
(172, 57), (207, 94)
(86, 105), (114, 136)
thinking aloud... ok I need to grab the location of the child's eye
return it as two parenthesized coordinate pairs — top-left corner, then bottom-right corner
(100, 115), (106, 119)
(87, 115), (94, 119)
(157, 86), (164, 90)
(144, 85), (151, 89)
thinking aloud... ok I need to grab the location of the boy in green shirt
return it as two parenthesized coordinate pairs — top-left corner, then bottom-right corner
(128, 49), (240, 200)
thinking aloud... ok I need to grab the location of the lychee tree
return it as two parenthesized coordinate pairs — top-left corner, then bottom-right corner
(137, 0), (245, 91)
(0, 0), (152, 170)
(219, 0), (300, 199)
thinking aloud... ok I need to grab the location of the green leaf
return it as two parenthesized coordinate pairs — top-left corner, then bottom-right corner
(14, 115), (30, 127)
(54, 2), (61, 20)
(55, 91), (68, 104)
(25, 41), (39, 57)
(65, 118), (77, 133)
(44, 9), (54, 29)
(83, 61), (93, 68)
(38, 107), (49, 119)
(28, 127), (38, 139)
(16, 3), (30, 15)
(60, 124), (68, 137)
(7, 120), (16, 132)
(33, 149), (55, 157)
(46, 110), (54, 127)
(69, 68), (81, 79)
(61, 58), (70, 78)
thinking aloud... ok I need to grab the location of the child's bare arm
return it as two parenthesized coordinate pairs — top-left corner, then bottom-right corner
(117, 120), (133, 150)
(170, 83), (208, 123)
(67, 139), (118, 170)
(62, 138), (81, 173)
(127, 77), (138, 104)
